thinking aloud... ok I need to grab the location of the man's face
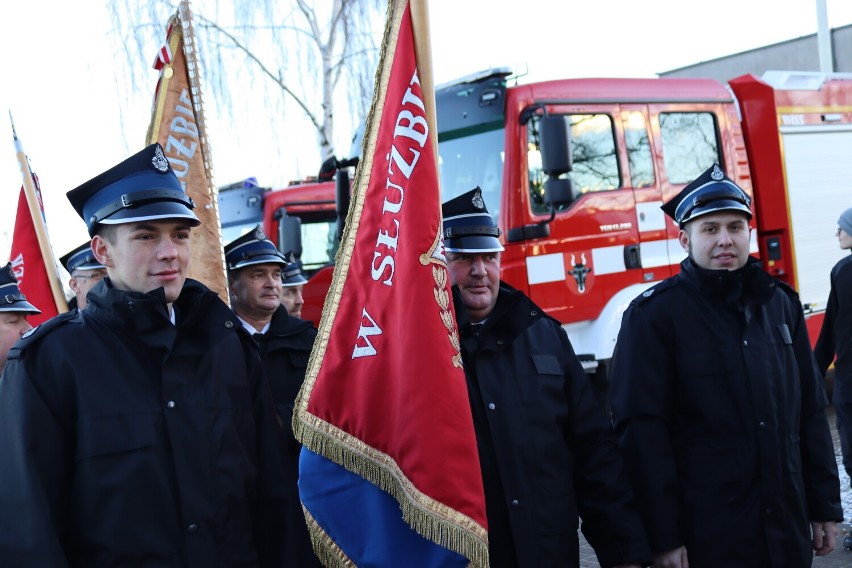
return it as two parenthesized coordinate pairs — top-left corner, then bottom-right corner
(230, 264), (283, 321)
(281, 284), (305, 319)
(838, 227), (852, 251)
(92, 220), (192, 304)
(0, 312), (32, 372)
(446, 251), (500, 322)
(69, 268), (108, 309)
(679, 211), (751, 271)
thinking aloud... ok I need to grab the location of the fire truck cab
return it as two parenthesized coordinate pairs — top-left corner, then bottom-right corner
(217, 68), (852, 377)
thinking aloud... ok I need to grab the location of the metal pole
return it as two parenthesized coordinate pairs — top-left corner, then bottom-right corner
(816, 0), (834, 73)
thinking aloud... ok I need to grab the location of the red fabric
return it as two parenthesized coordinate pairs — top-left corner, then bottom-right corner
(305, 4), (487, 530)
(9, 186), (59, 325)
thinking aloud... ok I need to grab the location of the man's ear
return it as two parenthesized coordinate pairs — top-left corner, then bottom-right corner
(68, 277), (81, 295)
(678, 228), (690, 253)
(91, 235), (113, 268)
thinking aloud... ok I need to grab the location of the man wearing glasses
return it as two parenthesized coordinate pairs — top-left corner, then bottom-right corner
(60, 241), (107, 310)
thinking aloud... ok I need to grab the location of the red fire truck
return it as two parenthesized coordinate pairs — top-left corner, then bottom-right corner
(218, 68), (852, 377)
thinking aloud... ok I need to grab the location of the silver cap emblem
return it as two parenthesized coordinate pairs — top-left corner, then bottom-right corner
(710, 164), (725, 181)
(151, 145), (170, 173)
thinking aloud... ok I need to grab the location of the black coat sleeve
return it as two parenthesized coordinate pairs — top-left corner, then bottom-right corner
(789, 296), (843, 523)
(610, 303), (683, 556)
(814, 266), (839, 376)
(0, 356), (71, 566)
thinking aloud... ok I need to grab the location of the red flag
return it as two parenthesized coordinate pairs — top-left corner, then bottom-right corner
(9, 184), (59, 325)
(294, 1), (488, 565)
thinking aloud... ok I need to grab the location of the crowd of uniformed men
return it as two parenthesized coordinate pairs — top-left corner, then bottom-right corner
(0, 142), (850, 568)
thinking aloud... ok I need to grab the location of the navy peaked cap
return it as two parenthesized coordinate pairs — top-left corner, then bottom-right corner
(60, 242), (105, 274)
(0, 262), (41, 314)
(662, 163), (752, 226)
(441, 187), (503, 253)
(224, 225), (287, 271)
(67, 143), (199, 237)
(281, 251), (308, 286)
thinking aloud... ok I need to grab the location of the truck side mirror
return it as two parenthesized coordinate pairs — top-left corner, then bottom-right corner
(276, 210), (303, 259)
(540, 115), (573, 176)
(544, 178), (574, 205)
(335, 168), (352, 242)
(539, 115), (577, 209)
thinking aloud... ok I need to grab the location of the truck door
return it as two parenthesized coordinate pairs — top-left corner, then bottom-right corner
(517, 104), (662, 327)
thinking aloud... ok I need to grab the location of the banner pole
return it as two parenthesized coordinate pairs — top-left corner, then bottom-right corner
(409, 0), (439, 169)
(9, 114), (69, 313)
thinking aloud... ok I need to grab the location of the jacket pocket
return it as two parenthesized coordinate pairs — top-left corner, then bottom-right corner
(76, 413), (158, 461)
(531, 354), (561, 375)
(520, 355), (563, 403)
(775, 324), (793, 345)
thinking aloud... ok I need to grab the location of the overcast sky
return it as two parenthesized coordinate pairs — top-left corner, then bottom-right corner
(2, 0), (852, 262)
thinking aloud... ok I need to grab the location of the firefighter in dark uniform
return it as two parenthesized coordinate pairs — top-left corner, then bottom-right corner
(443, 187), (649, 568)
(0, 143), (292, 567)
(225, 227), (319, 566)
(60, 240), (107, 310)
(610, 164), (842, 568)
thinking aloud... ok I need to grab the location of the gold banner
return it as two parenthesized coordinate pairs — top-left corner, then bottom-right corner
(147, 4), (228, 303)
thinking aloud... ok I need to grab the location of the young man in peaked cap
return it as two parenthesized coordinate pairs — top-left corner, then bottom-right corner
(0, 143), (293, 567)
(224, 226), (319, 566)
(0, 262), (40, 374)
(60, 241), (107, 310)
(610, 163), (841, 567)
(444, 187), (648, 568)
(279, 251), (308, 320)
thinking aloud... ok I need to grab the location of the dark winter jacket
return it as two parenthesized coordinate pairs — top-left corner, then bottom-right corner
(455, 282), (649, 568)
(252, 305), (318, 566)
(255, 305), (317, 441)
(0, 278), (292, 567)
(610, 257), (842, 567)
(815, 253), (852, 381)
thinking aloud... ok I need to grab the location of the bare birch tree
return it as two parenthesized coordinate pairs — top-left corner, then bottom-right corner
(108, 0), (382, 171)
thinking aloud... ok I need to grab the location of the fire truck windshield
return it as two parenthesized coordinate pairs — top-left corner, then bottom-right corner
(438, 125), (505, 224)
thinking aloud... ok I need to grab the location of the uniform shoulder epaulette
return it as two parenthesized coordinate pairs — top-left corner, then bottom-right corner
(773, 278), (799, 301)
(8, 310), (79, 358)
(632, 278), (677, 306)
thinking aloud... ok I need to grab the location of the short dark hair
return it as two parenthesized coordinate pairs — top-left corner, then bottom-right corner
(95, 224), (119, 244)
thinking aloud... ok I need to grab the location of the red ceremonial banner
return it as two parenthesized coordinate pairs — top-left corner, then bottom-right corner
(294, 1), (488, 565)
(8, 185), (59, 325)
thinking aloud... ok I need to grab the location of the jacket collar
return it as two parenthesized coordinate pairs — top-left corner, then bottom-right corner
(679, 256), (774, 305)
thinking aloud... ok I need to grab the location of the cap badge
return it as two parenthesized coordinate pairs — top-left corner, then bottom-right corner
(254, 226), (266, 241)
(471, 191), (485, 210)
(151, 145), (170, 173)
(710, 164), (724, 181)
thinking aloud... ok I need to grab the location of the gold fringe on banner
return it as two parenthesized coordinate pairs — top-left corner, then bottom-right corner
(294, 0), (489, 564)
(297, 417), (487, 568)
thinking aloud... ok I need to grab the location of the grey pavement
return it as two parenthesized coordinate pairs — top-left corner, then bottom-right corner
(578, 405), (852, 567)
